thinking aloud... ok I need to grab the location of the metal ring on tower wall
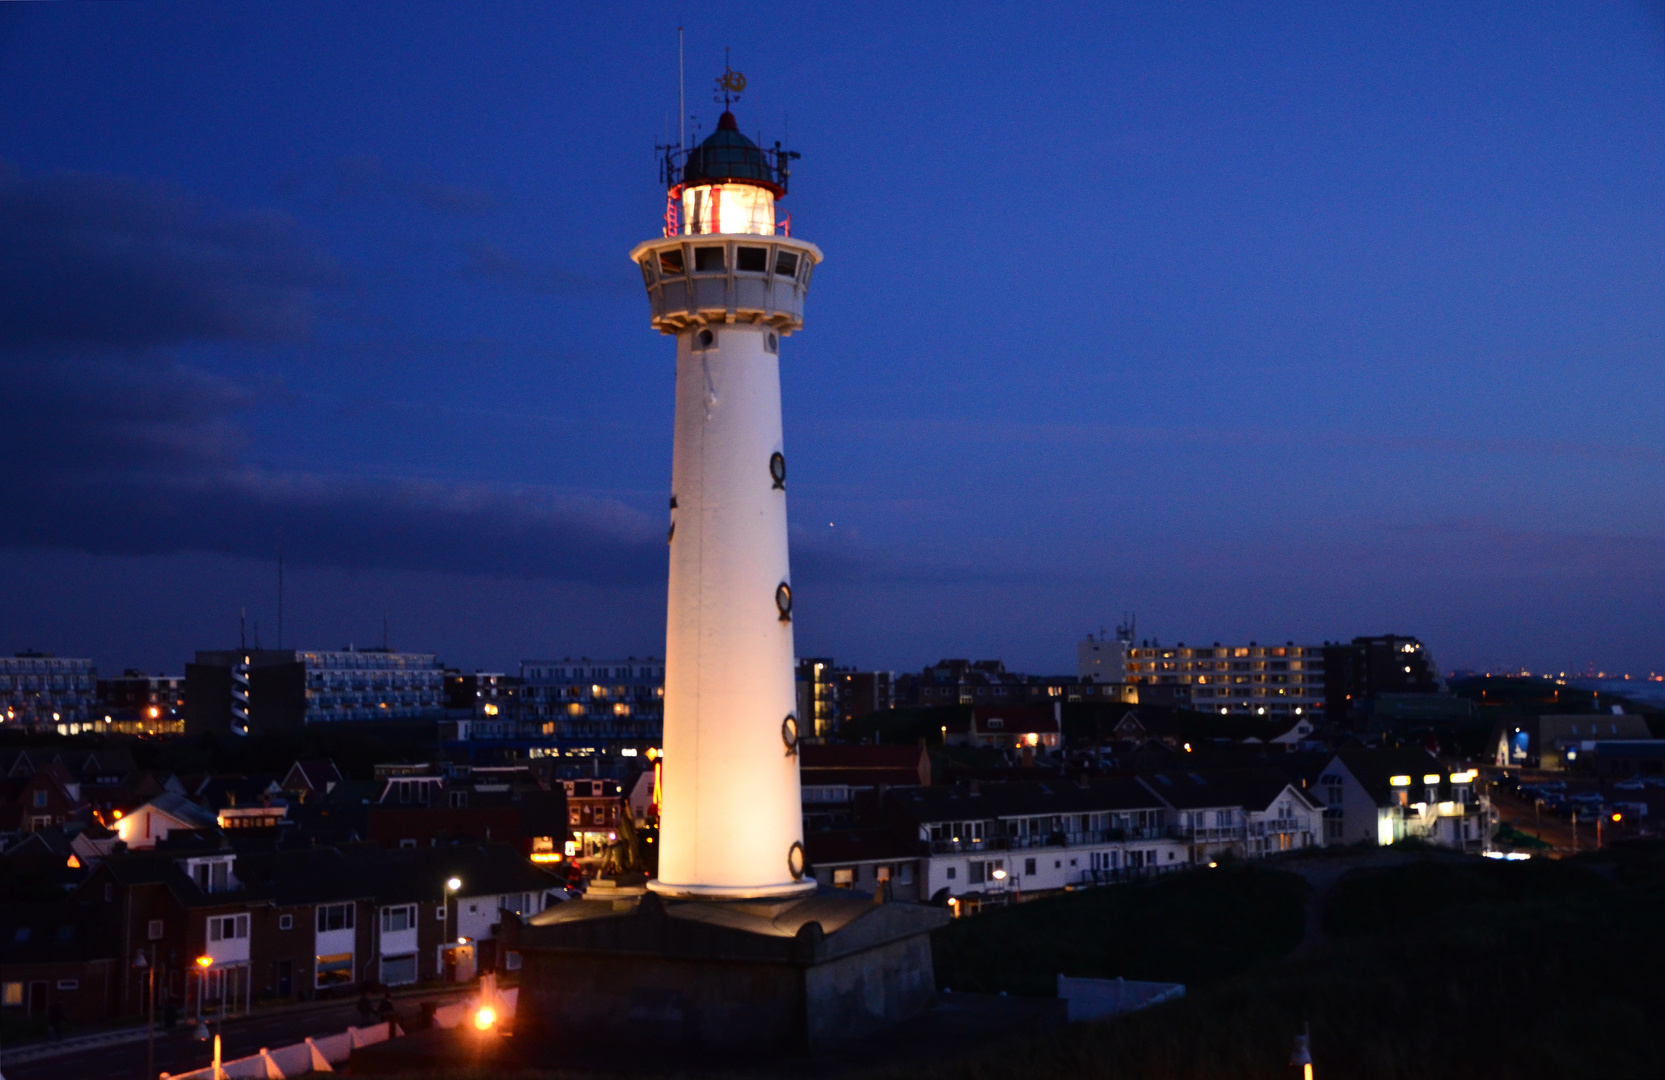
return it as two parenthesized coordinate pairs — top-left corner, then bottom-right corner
(769, 451), (786, 489)
(782, 714), (799, 756)
(775, 582), (792, 622)
(788, 841), (806, 881)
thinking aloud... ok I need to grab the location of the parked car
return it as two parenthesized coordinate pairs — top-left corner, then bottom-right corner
(1610, 802), (1649, 819)
(1612, 778), (1647, 791)
(1570, 791), (1605, 806)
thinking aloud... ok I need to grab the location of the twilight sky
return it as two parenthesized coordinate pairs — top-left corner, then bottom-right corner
(2, 2), (1662, 679)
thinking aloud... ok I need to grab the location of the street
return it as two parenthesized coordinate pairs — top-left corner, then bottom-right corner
(3, 988), (474, 1080)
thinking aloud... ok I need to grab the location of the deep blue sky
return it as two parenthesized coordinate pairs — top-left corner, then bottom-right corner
(2, 2), (1662, 678)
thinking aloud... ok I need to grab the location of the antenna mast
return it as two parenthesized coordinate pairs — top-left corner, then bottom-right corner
(678, 27), (685, 156)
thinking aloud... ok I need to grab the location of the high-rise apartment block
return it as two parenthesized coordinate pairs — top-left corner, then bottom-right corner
(1322, 635), (1441, 721)
(796, 658), (839, 738)
(1124, 642), (1326, 718)
(1, 653), (97, 733)
(833, 668), (895, 722)
(186, 648), (444, 736)
(97, 670), (186, 735)
(519, 658), (664, 750)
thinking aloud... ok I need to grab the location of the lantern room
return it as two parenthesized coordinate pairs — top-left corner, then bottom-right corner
(662, 108), (798, 238)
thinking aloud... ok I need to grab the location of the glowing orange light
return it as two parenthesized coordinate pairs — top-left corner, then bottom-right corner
(112, 809), (123, 820)
(148, 706), (161, 719)
(196, 956), (212, 969)
(473, 1006), (496, 1030)
(66, 854), (81, 869)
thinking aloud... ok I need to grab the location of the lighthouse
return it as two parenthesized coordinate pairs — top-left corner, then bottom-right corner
(511, 72), (946, 1055)
(631, 78), (823, 899)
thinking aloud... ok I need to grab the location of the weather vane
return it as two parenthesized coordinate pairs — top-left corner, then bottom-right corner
(714, 46), (745, 107)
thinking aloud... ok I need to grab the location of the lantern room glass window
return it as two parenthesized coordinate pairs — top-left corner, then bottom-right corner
(683, 183), (775, 236)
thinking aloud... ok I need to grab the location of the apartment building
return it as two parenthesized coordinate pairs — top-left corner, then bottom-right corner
(185, 648), (445, 736)
(1125, 642), (1325, 718)
(97, 670), (186, 736)
(1, 653), (97, 733)
(519, 658), (663, 751)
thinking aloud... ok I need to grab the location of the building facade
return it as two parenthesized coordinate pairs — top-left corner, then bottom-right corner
(97, 670), (186, 736)
(796, 658), (838, 738)
(186, 648), (444, 736)
(2, 654), (97, 733)
(1322, 636), (1442, 722)
(519, 658), (664, 751)
(1125, 642), (1326, 718)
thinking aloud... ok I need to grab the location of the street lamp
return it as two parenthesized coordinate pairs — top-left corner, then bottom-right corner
(445, 878), (463, 983)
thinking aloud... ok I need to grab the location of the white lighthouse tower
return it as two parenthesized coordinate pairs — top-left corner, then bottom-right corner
(632, 75), (822, 899)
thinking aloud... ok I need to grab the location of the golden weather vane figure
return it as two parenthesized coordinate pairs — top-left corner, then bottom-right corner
(714, 46), (746, 106)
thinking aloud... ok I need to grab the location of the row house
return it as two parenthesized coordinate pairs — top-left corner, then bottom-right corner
(1137, 770), (1323, 862)
(809, 769), (1328, 909)
(72, 835), (564, 1021)
(1302, 749), (1492, 852)
(0, 761), (87, 835)
(883, 780), (1190, 905)
(0, 900), (117, 1025)
(800, 744), (932, 830)
(944, 704), (1064, 753)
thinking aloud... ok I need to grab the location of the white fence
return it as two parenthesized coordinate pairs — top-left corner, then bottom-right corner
(158, 987), (517, 1080)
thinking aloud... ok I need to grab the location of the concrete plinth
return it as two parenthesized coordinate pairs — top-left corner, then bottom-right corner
(505, 886), (948, 1057)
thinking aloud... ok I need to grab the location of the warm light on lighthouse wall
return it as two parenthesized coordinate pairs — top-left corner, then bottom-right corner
(635, 88), (822, 900)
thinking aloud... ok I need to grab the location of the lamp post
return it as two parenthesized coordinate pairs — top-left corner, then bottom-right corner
(133, 947), (155, 1080)
(192, 955), (222, 1080)
(445, 877), (462, 983)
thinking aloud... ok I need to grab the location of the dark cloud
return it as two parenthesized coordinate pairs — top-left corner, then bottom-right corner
(1, 470), (663, 584)
(0, 166), (661, 585)
(459, 241), (634, 296)
(0, 167), (336, 350)
(334, 154), (498, 219)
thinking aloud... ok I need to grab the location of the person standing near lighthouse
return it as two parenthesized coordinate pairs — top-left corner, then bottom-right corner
(632, 66), (823, 899)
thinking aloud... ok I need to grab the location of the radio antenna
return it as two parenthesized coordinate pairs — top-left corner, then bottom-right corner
(678, 27), (686, 153)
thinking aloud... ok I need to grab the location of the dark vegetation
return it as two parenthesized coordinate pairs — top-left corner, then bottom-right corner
(932, 862), (1310, 998)
(897, 842), (1665, 1080)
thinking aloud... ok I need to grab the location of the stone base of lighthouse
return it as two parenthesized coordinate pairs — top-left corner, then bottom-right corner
(505, 886), (948, 1057)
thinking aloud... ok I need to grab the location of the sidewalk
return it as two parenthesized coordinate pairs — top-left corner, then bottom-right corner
(0, 982), (481, 1067)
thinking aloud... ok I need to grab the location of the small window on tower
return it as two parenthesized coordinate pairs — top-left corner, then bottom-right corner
(764, 332), (778, 354)
(800, 260), (813, 284)
(657, 248), (684, 275)
(773, 250), (798, 277)
(735, 246), (768, 273)
(696, 329), (716, 350)
(638, 259), (655, 287)
(693, 247), (725, 272)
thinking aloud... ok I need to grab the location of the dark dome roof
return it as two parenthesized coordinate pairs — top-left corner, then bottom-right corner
(681, 111), (782, 195)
